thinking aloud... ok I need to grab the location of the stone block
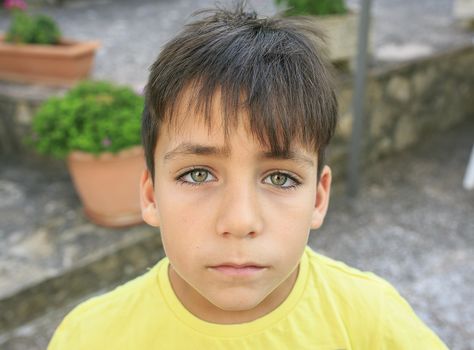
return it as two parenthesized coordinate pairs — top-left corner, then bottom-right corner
(310, 11), (359, 64)
(394, 115), (417, 151)
(453, 0), (474, 20)
(0, 96), (17, 154)
(0, 82), (65, 156)
(327, 141), (346, 162)
(370, 102), (394, 138)
(413, 67), (437, 96)
(336, 84), (353, 116)
(367, 80), (383, 102)
(369, 137), (392, 162)
(386, 75), (411, 103)
(16, 101), (34, 126)
(337, 112), (353, 140)
(460, 52), (474, 75)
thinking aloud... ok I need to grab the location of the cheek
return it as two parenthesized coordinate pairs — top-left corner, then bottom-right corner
(156, 186), (215, 257)
(158, 184), (214, 227)
(261, 191), (314, 252)
(263, 189), (315, 226)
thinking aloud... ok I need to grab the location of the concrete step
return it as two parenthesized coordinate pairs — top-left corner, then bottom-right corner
(0, 289), (106, 350)
(0, 157), (165, 333)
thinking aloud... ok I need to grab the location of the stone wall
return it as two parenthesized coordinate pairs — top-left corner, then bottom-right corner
(1, 44), (473, 174)
(329, 44), (474, 179)
(0, 83), (66, 157)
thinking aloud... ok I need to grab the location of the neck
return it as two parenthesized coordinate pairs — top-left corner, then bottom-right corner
(168, 265), (299, 324)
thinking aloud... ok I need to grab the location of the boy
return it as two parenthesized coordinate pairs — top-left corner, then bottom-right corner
(49, 3), (448, 349)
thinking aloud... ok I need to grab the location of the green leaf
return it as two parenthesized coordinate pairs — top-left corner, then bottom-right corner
(6, 11), (62, 45)
(278, 0), (347, 16)
(29, 81), (144, 158)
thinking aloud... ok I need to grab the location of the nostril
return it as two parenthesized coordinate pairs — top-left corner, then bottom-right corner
(219, 231), (257, 238)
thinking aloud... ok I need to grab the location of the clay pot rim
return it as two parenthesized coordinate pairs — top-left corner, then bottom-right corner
(68, 145), (144, 162)
(0, 35), (100, 57)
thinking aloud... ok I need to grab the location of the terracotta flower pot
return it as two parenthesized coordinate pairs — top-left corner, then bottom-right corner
(67, 146), (145, 228)
(0, 35), (100, 86)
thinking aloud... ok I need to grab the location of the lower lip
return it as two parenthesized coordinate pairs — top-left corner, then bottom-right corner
(210, 265), (266, 277)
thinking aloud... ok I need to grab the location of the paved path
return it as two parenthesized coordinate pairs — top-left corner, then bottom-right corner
(1, 0), (472, 89)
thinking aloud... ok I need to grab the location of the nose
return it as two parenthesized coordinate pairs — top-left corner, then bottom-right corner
(215, 180), (264, 239)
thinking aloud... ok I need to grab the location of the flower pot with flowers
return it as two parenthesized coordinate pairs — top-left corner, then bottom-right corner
(30, 80), (145, 227)
(275, 0), (360, 67)
(0, 0), (100, 86)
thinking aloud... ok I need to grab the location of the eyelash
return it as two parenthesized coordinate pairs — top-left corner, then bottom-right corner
(176, 167), (216, 187)
(175, 168), (302, 190)
(264, 171), (301, 190)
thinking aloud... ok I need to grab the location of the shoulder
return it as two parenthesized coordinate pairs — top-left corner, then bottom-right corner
(71, 264), (155, 321)
(305, 248), (389, 326)
(304, 248), (448, 349)
(48, 260), (165, 350)
(305, 247), (391, 296)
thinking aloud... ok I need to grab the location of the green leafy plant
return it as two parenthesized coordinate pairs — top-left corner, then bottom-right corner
(275, 0), (347, 16)
(5, 10), (61, 44)
(30, 81), (144, 158)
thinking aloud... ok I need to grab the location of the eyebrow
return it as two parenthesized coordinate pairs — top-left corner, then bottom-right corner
(164, 143), (230, 161)
(164, 142), (315, 167)
(261, 150), (315, 167)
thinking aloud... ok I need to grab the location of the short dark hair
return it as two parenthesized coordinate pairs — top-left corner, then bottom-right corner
(142, 2), (338, 182)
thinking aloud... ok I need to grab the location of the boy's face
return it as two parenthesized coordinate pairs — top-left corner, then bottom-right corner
(141, 93), (331, 323)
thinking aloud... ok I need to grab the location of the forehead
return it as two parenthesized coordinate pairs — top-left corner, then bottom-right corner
(160, 85), (316, 157)
(157, 125), (316, 170)
(156, 91), (316, 168)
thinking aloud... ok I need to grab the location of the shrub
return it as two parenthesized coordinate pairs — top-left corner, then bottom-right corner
(275, 0), (347, 16)
(5, 11), (61, 45)
(30, 81), (144, 158)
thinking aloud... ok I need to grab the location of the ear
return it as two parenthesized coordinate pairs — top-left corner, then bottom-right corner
(140, 168), (160, 227)
(310, 165), (332, 229)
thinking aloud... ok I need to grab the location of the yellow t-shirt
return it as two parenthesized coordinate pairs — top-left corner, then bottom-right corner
(48, 247), (447, 349)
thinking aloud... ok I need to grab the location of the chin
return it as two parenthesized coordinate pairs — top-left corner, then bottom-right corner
(209, 292), (265, 313)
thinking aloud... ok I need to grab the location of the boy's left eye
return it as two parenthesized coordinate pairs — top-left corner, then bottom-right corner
(263, 172), (300, 189)
(178, 168), (216, 185)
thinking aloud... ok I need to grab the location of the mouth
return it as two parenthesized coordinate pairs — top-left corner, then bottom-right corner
(208, 263), (268, 277)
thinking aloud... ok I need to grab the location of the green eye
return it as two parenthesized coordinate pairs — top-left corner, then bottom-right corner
(264, 172), (300, 189)
(190, 169), (209, 183)
(270, 173), (288, 186)
(177, 168), (216, 186)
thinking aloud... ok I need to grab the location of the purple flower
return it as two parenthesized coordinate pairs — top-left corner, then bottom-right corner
(101, 137), (112, 148)
(133, 84), (145, 96)
(4, 0), (28, 10)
